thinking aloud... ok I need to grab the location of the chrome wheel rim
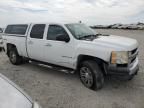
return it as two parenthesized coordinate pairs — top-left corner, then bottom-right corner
(10, 51), (16, 63)
(80, 67), (93, 88)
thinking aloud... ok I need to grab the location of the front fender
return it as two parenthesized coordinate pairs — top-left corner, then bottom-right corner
(75, 43), (112, 62)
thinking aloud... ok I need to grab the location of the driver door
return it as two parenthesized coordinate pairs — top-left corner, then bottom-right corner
(43, 24), (74, 68)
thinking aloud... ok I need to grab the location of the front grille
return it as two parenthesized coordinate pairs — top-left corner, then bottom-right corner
(131, 56), (136, 63)
(131, 48), (137, 55)
(129, 48), (138, 64)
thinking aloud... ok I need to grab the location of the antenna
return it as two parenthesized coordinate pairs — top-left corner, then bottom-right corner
(79, 21), (82, 23)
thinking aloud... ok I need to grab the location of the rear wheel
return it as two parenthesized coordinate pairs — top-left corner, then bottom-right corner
(9, 48), (23, 65)
(79, 60), (104, 90)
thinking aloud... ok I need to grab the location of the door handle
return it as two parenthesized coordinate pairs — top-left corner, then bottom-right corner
(28, 40), (33, 45)
(45, 43), (52, 47)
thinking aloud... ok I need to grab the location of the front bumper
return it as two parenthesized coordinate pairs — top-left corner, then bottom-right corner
(107, 57), (139, 80)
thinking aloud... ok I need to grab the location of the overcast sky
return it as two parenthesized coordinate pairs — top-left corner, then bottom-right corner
(0, 0), (144, 27)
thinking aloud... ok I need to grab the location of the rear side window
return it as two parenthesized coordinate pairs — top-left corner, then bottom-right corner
(5, 25), (28, 35)
(30, 24), (45, 39)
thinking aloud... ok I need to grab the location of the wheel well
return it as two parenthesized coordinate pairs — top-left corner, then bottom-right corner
(7, 43), (16, 57)
(77, 55), (107, 75)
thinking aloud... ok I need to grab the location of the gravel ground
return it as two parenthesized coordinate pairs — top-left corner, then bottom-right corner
(0, 29), (144, 108)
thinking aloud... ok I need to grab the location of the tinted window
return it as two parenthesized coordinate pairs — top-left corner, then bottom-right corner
(5, 25), (28, 35)
(47, 25), (68, 40)
(30, 24), (45, 39)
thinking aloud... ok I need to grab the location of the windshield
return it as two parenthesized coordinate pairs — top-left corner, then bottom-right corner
(65, 24), (97, 39)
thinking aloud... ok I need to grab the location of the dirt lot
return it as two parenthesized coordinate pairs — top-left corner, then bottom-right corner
(0, 29), (144, 108)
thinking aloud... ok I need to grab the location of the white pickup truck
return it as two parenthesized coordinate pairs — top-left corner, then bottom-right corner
(2, 23), (139, 90)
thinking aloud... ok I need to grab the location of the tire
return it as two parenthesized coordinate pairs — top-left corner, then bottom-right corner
(79, 60), (104, 90)
(23, 58), (29, 63)
(127, 76), (134, 81)
(9, 48), (23, 65)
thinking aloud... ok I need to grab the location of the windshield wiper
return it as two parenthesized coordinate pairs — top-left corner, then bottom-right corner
(79, 34), (101, 39)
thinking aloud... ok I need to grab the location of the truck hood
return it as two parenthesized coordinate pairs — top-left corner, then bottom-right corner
(93, 35), (138, 51)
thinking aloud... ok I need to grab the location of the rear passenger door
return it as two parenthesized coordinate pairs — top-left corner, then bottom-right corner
(27, 24), (46, 61)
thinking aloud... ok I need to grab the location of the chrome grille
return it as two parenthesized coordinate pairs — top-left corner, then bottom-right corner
(131, 48), (137, 55)
(131, 57), (136, 63)
(129, 48), (138, 64)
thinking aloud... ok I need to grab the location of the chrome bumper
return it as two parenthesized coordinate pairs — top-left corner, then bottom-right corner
(107, 57), (139, 80)
(129, 57), (139, 75)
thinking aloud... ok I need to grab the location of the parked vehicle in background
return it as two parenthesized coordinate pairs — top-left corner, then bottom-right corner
(0, 73), (41, 108)
(0, 28), (3, 51)
(2, 23), (139, 90)
(91, 22), (144, 30)
(111, 24), (122, 29)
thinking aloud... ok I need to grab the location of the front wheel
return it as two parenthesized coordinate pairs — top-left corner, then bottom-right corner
(79, 60), (104, 90)
(9, 48), (23, 65)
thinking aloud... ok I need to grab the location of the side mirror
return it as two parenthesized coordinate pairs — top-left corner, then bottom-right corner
(56, 34), (70, 43)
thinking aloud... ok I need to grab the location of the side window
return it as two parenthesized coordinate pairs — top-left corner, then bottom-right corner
(5, 25), (28, 35)
(47, 25), (68, 41)
(30, 24), (45, 39)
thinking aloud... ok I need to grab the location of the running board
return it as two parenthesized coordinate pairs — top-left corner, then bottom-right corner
(29, 60), (75, 74)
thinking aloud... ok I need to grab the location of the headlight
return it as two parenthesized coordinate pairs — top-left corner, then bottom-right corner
(111, 51), (128, 64)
